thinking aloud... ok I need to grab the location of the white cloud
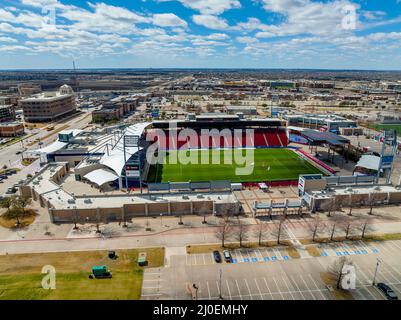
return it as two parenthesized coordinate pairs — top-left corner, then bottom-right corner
(158, 0), (241, 15)
(152, 13), (187, 28)
(192, 14), (229, 30)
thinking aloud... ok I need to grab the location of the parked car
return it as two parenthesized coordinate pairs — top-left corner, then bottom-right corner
(15, 151), (22, 155)
(0, 175), (8, 179)
(377, 283), (398, 300)
(213, 250), (222, 263)
(5, 187), (17, 194)
(223, 250), (232, 263)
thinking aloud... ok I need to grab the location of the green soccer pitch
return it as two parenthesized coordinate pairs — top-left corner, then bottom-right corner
(147, 148), (324, 183)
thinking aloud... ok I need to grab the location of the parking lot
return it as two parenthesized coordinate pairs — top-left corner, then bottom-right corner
(141, 240), (401, 300)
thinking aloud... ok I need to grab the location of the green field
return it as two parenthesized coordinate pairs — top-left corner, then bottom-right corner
(368, 123), (401, 137)
(148, 148), (324, 183)
(0, 248), (164, 300)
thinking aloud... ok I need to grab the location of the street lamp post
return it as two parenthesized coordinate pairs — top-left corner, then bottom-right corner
(192, 284), (199, 300)
(372, 258), (382, 286)
(218, 269), (223, 300)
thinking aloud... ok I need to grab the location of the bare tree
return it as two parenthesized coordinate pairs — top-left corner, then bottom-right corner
(356, 218), (376, 240)
(215, 215), (233, 248)
(255, 221), (270, 246)
(233, 218), (248, 247)
(308, 215), (326, 242)
(321, 198), (337, 217)
(270, 217), (287, 245)
(328, 256), (353, 289)
(338, 216), (355, 240)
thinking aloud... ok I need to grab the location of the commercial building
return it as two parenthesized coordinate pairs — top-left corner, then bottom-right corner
(225, 105), (257, 115)
(284, 114), (357, 133)
(20, 85), (76, 122)
(0, 122), (24, 137)
(0, 105), (16, 122)
(92, 96), (138, 123)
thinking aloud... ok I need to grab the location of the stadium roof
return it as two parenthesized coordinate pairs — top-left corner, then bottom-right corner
(99, 122), (151, 176)
(84, 169), (119, 186)
(356, 155), (381, 171)
(299, 130), (349, 146)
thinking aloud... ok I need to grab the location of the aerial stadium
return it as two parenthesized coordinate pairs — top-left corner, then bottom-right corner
(143, 113), (328, 186)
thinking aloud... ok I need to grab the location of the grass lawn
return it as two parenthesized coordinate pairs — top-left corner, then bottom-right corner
(148, 148), (323, 183)
(368, 123), (401, 136)
(0, 248), (164, 300)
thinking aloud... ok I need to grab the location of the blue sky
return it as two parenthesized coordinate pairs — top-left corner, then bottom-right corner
(0, 0), (401, 69)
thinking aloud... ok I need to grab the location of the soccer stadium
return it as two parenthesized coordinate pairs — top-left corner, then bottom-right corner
(144, 114), (327, 186)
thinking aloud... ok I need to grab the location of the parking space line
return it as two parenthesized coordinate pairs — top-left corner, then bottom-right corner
(235, 280), (243, 300)
(243, 279), (253, 299)
(308, 274), (327, 300)
(262, 277), (275, 300)
(203, 254), (206, 265)
(354, 262), (372, 285)
(225, 280), (232, 300)
(272, 277), (285, 300)
(254, 279), (263, 300)
(383, 261), (401, 279)
(289, 276), (306, 300)
(280, 276), (296, 300)
(273, 248), (283, 260)
(299, 275), (316, 300)
(206, 281), (211, 300)
(389, 241), (401, 251)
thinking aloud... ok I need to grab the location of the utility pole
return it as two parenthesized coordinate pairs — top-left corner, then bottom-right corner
(372, 258), (382, 286)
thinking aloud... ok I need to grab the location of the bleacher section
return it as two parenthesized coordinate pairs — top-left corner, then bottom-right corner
(146, 128), (288, 150)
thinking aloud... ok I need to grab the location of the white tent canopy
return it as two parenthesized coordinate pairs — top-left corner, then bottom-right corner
(99, 122), (151, 175)
(356, 155), (381, 171)
(83, 169), (119, 186)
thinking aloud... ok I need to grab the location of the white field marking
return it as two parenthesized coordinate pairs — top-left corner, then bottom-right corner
(262, 277), (274, 299)
(226, 280), (232, 300)
(280, 276), (296, 300)
(254, 278), (264, 300)
(243, 279), (253, 299)
(206, 281), (211, 300)
(272, 277), (285, 300)
(289, 276), (306, 300)
(299, 274), (317, 300)
(308, 274), (327, 300)
(235, 279), (243, 300)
